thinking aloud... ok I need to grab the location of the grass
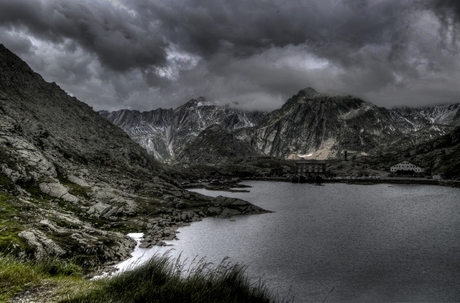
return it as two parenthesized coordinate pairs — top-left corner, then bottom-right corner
(0, 252), (287, 303)
(0, 194), (27, 253)
(0, 253), (91, 302)
(61, 254), (286, 303)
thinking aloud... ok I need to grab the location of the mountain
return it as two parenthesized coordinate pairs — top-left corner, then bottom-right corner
(236, 88), (402, 159)
(0, 44), (267, 267)
(387, 104), (459, 148)
(390, 104), (460, 130)
(237, 88), (460, 160)
(101, 87), (459, 165)
(176, 124), (257, 166)
(100, 98), (266, 162)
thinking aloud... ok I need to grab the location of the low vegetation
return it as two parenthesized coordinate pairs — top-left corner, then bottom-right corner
(62, 254), (283, 303)
(0, 253), (91, 302)
(0, 194), (26, 253)
(0, 253), (285, 303)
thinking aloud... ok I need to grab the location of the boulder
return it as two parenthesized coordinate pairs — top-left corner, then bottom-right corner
(67, 175), (90, 187)
(18, 229), (65, 259)
(87, 202), (112, 217)
(39, 182), (79, 203)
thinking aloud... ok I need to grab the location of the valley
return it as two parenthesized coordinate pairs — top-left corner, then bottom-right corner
(1, 42), (459, 302)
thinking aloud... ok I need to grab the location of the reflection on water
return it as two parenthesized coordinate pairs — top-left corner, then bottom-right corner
(116, 182), (460, 302)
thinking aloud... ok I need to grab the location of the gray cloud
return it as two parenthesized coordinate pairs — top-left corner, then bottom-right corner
(0, 0), (459, 111)
(0, 0), (168, 71)
(427, 0), (460, 22)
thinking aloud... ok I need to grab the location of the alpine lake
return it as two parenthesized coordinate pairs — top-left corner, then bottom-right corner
(115, 181), (460, 302)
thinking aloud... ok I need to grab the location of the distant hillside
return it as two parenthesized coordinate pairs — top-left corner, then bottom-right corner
(350, 126), (460, 179)
(176, 124), (257, 166)
(398, 126), (460, 179)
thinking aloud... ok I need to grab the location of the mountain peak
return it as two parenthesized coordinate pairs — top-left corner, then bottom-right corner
(298, 87), (321, 98)
(0, 44), (42, 87)
(181, 97), (214, 109)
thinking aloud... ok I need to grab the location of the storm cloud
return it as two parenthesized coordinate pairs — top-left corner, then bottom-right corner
(0, 0), (459, 111)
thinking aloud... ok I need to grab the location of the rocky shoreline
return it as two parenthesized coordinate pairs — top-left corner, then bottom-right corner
(138, 194), (269, 249)
(89, 194), (270, 277)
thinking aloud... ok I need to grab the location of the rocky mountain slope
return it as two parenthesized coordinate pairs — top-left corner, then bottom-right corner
(390, 104), (460, 130)
(239, 88), (459, 159)
(102, 88), (459, 165)
(176, 124), (257, 166)
(100, 98), (265, 162)
(0, 44), (268, 269)
(236, 88), (402, 159)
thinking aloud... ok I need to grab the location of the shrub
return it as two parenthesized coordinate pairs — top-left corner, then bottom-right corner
(61, 254), (286, 303)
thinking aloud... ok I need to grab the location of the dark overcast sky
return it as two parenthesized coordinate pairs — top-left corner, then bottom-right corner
(1, 0), (460, 112)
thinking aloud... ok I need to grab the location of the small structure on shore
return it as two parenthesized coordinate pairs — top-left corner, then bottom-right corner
(390, 160), (425, 176)
(294, 159), (326, 183)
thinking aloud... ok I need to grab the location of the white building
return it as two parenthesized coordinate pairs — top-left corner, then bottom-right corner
(390, 160), (425, 176)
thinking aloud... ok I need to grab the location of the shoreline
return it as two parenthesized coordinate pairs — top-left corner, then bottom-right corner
(91, 193), (271, 277)
(237, 177), (460, 188)
(97, 179), (460, 276)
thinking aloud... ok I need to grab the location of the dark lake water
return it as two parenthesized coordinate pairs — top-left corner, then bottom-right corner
(125, 182), (460, 302)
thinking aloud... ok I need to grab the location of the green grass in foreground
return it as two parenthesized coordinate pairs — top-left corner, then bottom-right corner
(1, 253), (289, 303)
(0, 253), (91, 302)
(62, 254), (287, 303)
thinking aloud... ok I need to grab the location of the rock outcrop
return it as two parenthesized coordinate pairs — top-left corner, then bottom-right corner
(139, 194), (268, 248)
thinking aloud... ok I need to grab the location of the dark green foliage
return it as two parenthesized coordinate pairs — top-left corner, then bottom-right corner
(35, 257), (83, 277)
(61, 254), (287, 303)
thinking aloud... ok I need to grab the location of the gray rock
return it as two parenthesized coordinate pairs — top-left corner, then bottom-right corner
(87, 202), (112, 217)
(18, 229), (65, 259)
(207, 207), (222, 215)
(218, 208), (241, 218)
(67, 175), (90, 187)
(39, 182), (79, 203)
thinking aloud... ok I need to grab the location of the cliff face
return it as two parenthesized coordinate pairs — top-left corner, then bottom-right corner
(390, 103), (460, 131)
(236, 88), (401, 159)
(100, 108), (175, 161)
(0, 44), (268, 267)
(100, 98), (266, 162)
(0, 43), (165, 265)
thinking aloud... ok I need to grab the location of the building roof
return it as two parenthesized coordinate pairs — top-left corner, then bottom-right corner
(296, 159), (326, 164)
(389, 160), (423, 168)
